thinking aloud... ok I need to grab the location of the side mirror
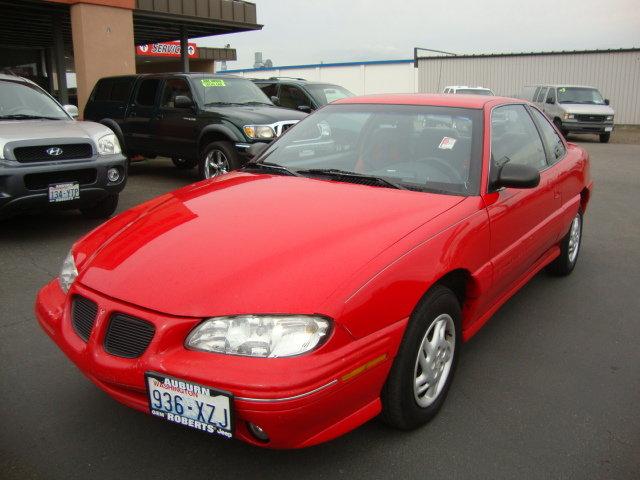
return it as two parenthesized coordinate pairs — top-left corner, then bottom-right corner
(604, 99), (610, 105)
(297, 105), (312, 113)
(270, 96), (279, 105)
(247, 142), (268, 159)
(174, 95), (194, 109)
(63, 104), (79, 119)
(495, 163), (540, 189)
(546, 97), (554, 104)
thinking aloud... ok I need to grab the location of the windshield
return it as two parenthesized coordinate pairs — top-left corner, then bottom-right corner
(196, 77), (273, 105)
(557, 87), (605, 104)
(305, 84), (354, 106)
(455, 88), (494, 96)
(257, 104), (483, 195)
(0, 80), (69, 120)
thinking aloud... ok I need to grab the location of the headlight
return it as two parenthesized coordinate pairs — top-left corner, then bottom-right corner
(243, 125), (275, 140)
(185, 315), (331, 358)
(97, 133), (121, 155)
(606, 115), (614, 121)
(59, 251), (78, 293)
(563, 113), (575, 120)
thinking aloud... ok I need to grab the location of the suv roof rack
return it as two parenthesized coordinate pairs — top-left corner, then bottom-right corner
(268, 76), (307, 81)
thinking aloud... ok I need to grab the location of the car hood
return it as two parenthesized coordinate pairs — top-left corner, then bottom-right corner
(77, 173), (464, 317)
(0, 119), (113, 156)
(558, 103), (615, 115)
(202, 104), (307, 125)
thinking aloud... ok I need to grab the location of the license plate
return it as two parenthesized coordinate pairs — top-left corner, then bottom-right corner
(605, 126), (613, 132)
(145, 372), (233, 438)
(48, 182), (79, 203)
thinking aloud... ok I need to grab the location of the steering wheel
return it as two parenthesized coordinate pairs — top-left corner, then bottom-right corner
(419, 156), (465, 184)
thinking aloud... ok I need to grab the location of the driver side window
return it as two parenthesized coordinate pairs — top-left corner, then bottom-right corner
(279, 85), (310, 110)
(160, 78), (192, 109)
(490, 104), (548, 184)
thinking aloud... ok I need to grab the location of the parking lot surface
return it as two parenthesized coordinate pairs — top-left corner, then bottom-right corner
(1, 142), (639, 480)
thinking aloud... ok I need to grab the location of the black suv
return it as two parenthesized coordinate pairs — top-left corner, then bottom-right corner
(252, 77), (354, 113)
(84, 74), (307, 179)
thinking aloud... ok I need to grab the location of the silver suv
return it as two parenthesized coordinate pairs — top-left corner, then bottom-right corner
(525, 84), (615, 143)
(0, 74), (127, 219)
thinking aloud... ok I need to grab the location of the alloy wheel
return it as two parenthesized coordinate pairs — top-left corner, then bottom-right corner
(413, 313), (456, 408)
(568, 213), (581, 264)
(204, 150), (230, 179)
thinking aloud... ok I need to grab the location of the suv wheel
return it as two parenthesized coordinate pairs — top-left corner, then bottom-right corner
(198, 141), (240, 180)
(80, 194), (119, 219)
(172, 157), (197, 170)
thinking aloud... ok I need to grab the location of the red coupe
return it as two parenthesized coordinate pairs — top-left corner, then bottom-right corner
(36, 94), (592, 448)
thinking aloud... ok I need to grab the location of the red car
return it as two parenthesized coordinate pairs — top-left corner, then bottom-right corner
(36, 94), (592, 449)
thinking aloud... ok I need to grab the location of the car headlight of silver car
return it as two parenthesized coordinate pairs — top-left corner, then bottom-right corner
(185, 315), (331, 358)
(59, 250), (78, 293)
(97, 133), (121, 155)
(563, 113), (575, 120)
(606, 115), (614, 121)
(243, 125), (275, 140)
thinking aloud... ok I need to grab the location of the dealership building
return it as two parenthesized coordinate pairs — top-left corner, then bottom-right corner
(0, 0), (260, 114)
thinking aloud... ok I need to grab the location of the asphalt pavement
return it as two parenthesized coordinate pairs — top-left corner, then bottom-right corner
(1, 142), (639, 479)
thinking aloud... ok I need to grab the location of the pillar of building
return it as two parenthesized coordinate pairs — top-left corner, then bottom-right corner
(70, 2), (135, 117)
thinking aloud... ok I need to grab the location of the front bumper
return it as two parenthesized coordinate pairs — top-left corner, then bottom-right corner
(0, 154), (127, 218)
(35, 279), (406, 448)
(560, 120), (614, 134)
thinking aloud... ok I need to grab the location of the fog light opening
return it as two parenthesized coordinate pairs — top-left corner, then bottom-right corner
(247, 422), (270, 443)
(107, 167), (120, 183)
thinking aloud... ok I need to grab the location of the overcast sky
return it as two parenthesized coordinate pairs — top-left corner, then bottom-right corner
(196, 0), (640, 69)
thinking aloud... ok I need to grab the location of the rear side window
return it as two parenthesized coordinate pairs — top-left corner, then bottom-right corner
(135, 79), (160, 106)
(536, 87), (548, 102)
(490, 104), (547, 180)
(257, 83), (278, 98)
(110, 79), (133, 102)
(93, 80), (112, 101)
(530, 107), (566, 164)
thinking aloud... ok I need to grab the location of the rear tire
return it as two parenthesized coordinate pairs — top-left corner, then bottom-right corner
(547, 211), (582, 276)
(172, 157), (197, 170)
(198, 141), (240, 180)
(381, 285), (462, 430)
(80, 194), (119, 219)
(599, 133), (610, 143)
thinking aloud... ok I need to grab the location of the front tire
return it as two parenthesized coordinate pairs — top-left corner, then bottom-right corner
(198, 141), (240, 180)
(599, 133), (611, 143)
(80, 194), (119, 219)
(548, 211), (583, 276)
(381, 285), (462, 430)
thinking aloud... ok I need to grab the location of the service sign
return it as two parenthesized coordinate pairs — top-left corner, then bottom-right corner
(136, 42), (198, 58)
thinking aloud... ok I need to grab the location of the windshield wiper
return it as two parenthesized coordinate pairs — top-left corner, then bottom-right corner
(203, 101), (244, 106)
(297, 168), (406, 190)
(243, 161), (300, 176)
(244, 101), (273, 106)
(0, 114), (62, 120)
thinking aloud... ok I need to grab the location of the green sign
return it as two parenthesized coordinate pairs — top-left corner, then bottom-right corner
(201, 79), (226, 87)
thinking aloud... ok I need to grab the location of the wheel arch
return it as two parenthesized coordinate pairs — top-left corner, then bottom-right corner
(198, 125), (242, 153)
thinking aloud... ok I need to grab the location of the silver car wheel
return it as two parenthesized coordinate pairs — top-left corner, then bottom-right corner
(204, 150), (229, 179)
(567, 213), (581, 264)
(413, 313), (455, 408)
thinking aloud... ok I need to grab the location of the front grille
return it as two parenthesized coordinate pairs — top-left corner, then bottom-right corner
(104, 314), (155, 358)
(13, 143), (93, 163)
(23, 168), (97, 190)
(275, 121), (298, 136)
(71, 296), (98, 342)
(575, 114), (605, 123)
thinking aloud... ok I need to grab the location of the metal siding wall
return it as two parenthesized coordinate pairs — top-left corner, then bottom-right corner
(418, 51), (640, 124)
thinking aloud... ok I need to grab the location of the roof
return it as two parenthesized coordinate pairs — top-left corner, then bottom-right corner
(0, 73), (33, 84)
(332, 93), (516, 109)
(527, 84), (599, 89)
